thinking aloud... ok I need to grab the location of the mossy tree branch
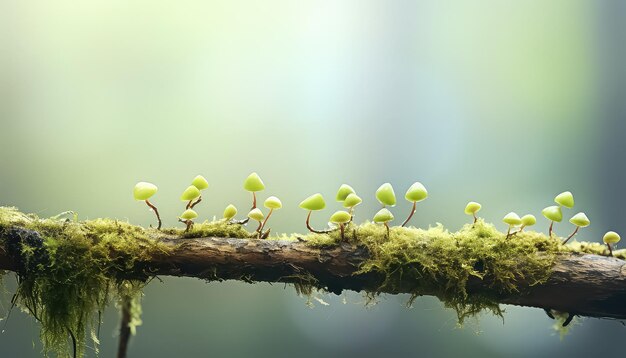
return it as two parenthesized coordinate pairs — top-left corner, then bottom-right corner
(1, 228), (625, 320)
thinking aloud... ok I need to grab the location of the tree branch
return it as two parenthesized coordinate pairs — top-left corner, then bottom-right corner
(1, 233), (625, 320)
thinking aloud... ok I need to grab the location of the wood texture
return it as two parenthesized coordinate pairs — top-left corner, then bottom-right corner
(1, 235), (626, 320)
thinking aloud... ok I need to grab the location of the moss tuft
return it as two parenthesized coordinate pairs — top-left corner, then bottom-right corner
(0, 207), (169, 357)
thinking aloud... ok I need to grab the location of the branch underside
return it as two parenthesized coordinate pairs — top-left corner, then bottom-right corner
(2, 235), (624, 320)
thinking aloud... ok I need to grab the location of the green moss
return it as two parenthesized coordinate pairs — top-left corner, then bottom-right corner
(0, 207), (168, 357)
(303, 219), (588, 323)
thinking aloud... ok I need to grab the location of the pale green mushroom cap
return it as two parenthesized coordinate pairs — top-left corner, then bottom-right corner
(191, 175), (209, 190)
(343, 193), (362, 208)
(335, 184), (355, 202)
(329, 210), (351, 224)
(603, 231), (621, 244)
(464, 202), (482, 215)
(373, 208), (394, 223)
(180, 209), (198, 220)
(376, 183), (396, 206)
(223, 204), (237, 220)
(542, 205), (563, 222)
(569, 212), (590, 227)
(555, 191), (574, 208)
(264, 196), (283, 210)
(521, 214), (537, 227)
(405, 182), (428, 202)
(180, 185), (201, 201)
(247, 208), (264, 221)
(133, 182), (158, 201)
(243, 172), (265, 192)
(299, 193), (326, 211)
(502, 212), (522, 226)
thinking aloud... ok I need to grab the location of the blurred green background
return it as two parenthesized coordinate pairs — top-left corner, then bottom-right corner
(1, 0), (625, 357)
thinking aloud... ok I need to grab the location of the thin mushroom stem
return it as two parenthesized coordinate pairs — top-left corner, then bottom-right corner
(563, 226), (580, 244)
(339, 223), (345, 241)
(548, 221), (554, 237)
(259, 209), (274, 233)
(607, 243), (613, 257)
(305, 211), (337, 234)
(473, 213), (478, 224)
(401, 201), (417, 227)
(506, 226), (511, 239)
(144, 200), (162, 230)
(252, 192), (257, 209)
(255, 221), (263, 239)
(188, 196), (202, 209)
(384, 223), (390, 238)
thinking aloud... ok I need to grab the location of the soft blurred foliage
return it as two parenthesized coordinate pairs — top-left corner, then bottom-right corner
(1, 1), (625, 357)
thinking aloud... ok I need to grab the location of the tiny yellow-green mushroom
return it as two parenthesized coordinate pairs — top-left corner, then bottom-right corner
(259, 196), (282, 233)
(329, 210), (352, 240)
(223, 204), (237, 220)
(401, 182), (428, 227)
(299, 193), (326, 211)
(563, 212), (590, 244)
(464, 201), (482, 224)
(329, 211), (352, 224)
(343, 193), (362, 209)
(542, 205), (563, 237)
(248, 208), (264, 221)
(243, 172), (265, 192)
(180, 209), (198, 220)
(569, 212), (590, 227)
(336, 184), (355, 202)
(191, 175), (209, 190)
(180, 185), (201, 201)
(603, 231), (621, 257)
(264, 196), (283, 210)
(405, 182), (428, 202)
(373, 208), (394, 223)
(133, 181), (162, 229)
(376, 183), (396, 207)
(542, 206), (563, 222)
(503, 212), (521, 238)
(373, 208), (394, 238)
(300, 193), (329, 234)
(520, 214), (536, 228)
(555, 191), (574, 208)
(133, 182), (158, 201)
(464, 202), (482, 215)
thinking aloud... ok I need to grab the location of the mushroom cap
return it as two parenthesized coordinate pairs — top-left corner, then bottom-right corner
(299, 193), (326, 211)
(223, 204), (237, 220)
(464, 202), (482, 215)
(376, 183), (396, 206)
(247, 208), (264, 221)
(603, 231), (621, 244)
(133, 182), (158, 201)
(243, 172), (265, 192)
(329, 210), (351, 224)
(569, 212), (590, 227)
(542, 205), (563, 222)
(405, 182), (428, 202)
(343, 193), (363, 208)
(502, 212), (522, 226)
(180, 185), (201, 201)
(180, 209), (198, 220)
(335, 184), (355, 202)
(191, 175), (209, 190)
(521, 214), (537, 227)
(264, 196), (283, 209)
(373, 208), (394, 223)
(555, 191), (574, 208)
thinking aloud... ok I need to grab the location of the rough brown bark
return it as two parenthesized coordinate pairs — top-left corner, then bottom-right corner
(1, 236), (625, 320)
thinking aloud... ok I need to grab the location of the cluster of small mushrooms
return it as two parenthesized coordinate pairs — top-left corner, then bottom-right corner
(133, 176), (620, 255)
